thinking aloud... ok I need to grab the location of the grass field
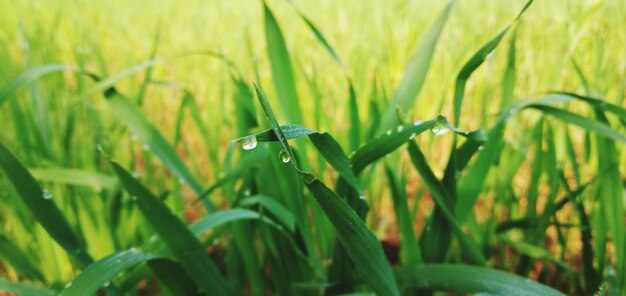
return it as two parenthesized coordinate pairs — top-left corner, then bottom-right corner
(1, 0), (626, 295)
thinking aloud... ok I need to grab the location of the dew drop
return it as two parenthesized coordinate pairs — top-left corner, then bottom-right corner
(130, 134), (139, 142)
(218, 172), (225, 178)
(241, 135), (257, 150)
(397, 125), (404, 132)
(486, 49), (496, 59)
(142, 144), (150, 151)
(359, 194), (366, 200)
(279, 148), (291, 163)
(386, 130), (392, 136)
(102, 280), (111, 287)
(42, 189), (53, 200)
(509, 108), (518, 115)
(244, 189), (251, 196)
(478, 145), (485, 151)
(431, 122), (449, 136)
(413, 120), (424, 126)
(178, 178), (186, 185)
(131, 172), (140, 178)
(409, 133), (416, 140)
(64, 282), (73, 289)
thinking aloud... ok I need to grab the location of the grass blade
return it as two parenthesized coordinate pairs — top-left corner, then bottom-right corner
(0, 141), (94, 268)
(396, 264), (564, 295)
(301, 174), (400, 296)
(0, 278), (56, 296)
(380, 1), (454, 130)
(0, 235), (44, 282)
(110, 161), (234, 295)
(148, 258), (202, 296)
(29, 168), (116, 188)
(263, 2), (302, 124)
(0, 64), (80, 107)
(61, 249), (154, 296)
(239, 195), (297, 233)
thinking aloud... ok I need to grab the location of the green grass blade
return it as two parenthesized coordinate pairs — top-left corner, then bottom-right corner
(0, 278), (56, 296)
(396, 264), (564, 295)
(239, 195), (297, 232)
(29, 168), (116, 188)
(0, 141), (94, 268)
(351, 120), (435, 174)
(263, 2), (302, 124)
(407, 141), (486, 265)
(110, 161), (234, 295)
(0, 64), (80, 107)
(61, 249), (154, 296)
(301, 174), (400, 296)
(232, 124), (316, 144)
(148, 258), (202, 296)
(380, 1), (454, 130)
(289, 6), (344, 68)
(0, 235), (44, 282)
(526, 104), (626, 142)
(454, 0), (533, 125)
(348, 80), (360, 152)
(309, 132), (362, 194)
(501, 27), (518, 109)
(103, 89), (215, 210)
(384, 166), (422, 265)
(189, 208), (284, 236)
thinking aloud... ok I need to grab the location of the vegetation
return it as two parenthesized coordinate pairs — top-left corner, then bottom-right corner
(1, 0), (625, 295)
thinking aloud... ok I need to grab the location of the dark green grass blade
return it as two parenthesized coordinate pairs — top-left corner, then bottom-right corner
(348, 80), (360, 152)
(110, 161), (234, 295)
(0, 141), (94, 268)
(396, 264), (564, 296)
(301, 174), (400, 296)
(0, 64), (80, 107)
(0, 235), (44, 281)
(148, 258), (202, 296)
(407, 141), (486, 265)
(351, 120), (435, 174)
(253, 84), (298, 167)
(380, 1), (454, 130)
(232, 124), (316, 143)
(501, 27), (518, 109)
(29, 168), (116, 188)
(0, 278), (56, 296)
(263, 2), (302, 124)
(61, 249), (155, 296)
(384, 167), (422, 265)
(240, 195), (297, 233)
(309, 132), (362, 193)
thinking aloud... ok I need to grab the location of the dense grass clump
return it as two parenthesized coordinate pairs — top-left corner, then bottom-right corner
(1, 0), (625, 295)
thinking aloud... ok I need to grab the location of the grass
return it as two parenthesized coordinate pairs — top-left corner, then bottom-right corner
(1, 0), (625, 295)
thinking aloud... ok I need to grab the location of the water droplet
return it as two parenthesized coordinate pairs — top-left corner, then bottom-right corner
(478, 145), (485, 151)
(96, 144), (104, 152)
(359, 194), (366, 200)
(130, 134), (139, 142)
(130, 247), (138, 252)
(131, 196), (137, 201)
(279, 149), (291, 163)
(102, 280), (111, 287)
(486, 49), (496, 59)
(64, 282), (73, 289)
(509, 108), (518, 115)
(413, 120), (424, 126)
(302, 173), (316, 184)
(409, 133), (416, 140)
(42, 189), (53, 200)
(241, 135), (257, 150)
(397, 125), (404, 132)
(142, 144), (150, 151)
(244, 189), (251, 196)
(431, 123), (449, 136)
(218, 172), (225, 178)
(386, 130), (392, 136)
(131, 172), (140, 178)
(178, 178), (186, 185)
